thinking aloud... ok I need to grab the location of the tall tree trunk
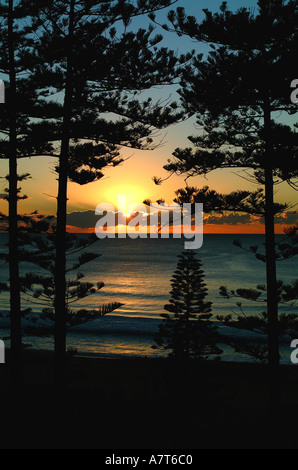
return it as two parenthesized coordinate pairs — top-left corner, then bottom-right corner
(264, 104), (281, 443)
(264, 105), (279, 370)
(54, 0), (75, 387)
(8, 0), (22, 387)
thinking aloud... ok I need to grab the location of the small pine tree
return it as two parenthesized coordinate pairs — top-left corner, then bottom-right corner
(153, 251), (222, 360)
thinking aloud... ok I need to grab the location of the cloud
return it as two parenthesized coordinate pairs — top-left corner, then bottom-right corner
(256, 211), (298, 226)
(206, 211), (298, 227)
(272, 212), (298, 226)
(205, 213), (254, 225)
(66, 209), (149, 230)
(65, 209), (298, 231)
(67, 210), (99, 229)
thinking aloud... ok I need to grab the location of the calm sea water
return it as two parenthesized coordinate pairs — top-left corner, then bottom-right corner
(0, 234), (297, 362)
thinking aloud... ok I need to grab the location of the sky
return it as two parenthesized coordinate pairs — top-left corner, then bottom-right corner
(0, 0), (297, 234)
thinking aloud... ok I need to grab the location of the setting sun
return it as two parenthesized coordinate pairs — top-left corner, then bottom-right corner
(97, 185), (149, 211)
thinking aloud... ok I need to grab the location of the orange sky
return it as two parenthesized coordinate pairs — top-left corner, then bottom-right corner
(66, 224), (288, 235)
(0, 149), (297, 234)
(0, 118), (297, 234)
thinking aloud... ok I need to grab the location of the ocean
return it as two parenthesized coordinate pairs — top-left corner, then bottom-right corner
(0, 234), (297, 363)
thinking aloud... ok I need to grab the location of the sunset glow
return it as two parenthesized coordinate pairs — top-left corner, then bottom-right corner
(1, 0), (298, 451)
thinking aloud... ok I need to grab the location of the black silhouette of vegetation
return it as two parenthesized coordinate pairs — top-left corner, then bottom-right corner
(151, 1), (298, 414)
(0, 0), (58, 385)
(22, 0), (191, 386)
(20, 234), (123, 341)
(0, 215), (123, 348)
(0, 0), (297, 451)
(217, 226), (298, 363)
(0, 0), (190, 386)
(153, 251), (222, 360)
(152, 0), (298, 371)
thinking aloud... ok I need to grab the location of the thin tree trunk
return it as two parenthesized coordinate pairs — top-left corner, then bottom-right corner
(264, 105), (279, 370)
(54, 0), (75, 387)
(186, 269), (190, 360)
(264, 104), (281, 442)
(8, 0), (22, 387)
(261, 0), (279, 374)
(264, 170), (279, 370)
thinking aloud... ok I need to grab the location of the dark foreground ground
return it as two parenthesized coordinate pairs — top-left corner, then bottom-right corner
(0, 351), (298, 449)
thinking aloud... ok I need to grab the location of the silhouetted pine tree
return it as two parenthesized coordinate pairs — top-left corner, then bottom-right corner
(0, 0), (56, 385)
(22, 0), (190, 385)
(152, 1), (298, 374)
(153, 251), (222, 360)
(7, 0), (20, 383)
